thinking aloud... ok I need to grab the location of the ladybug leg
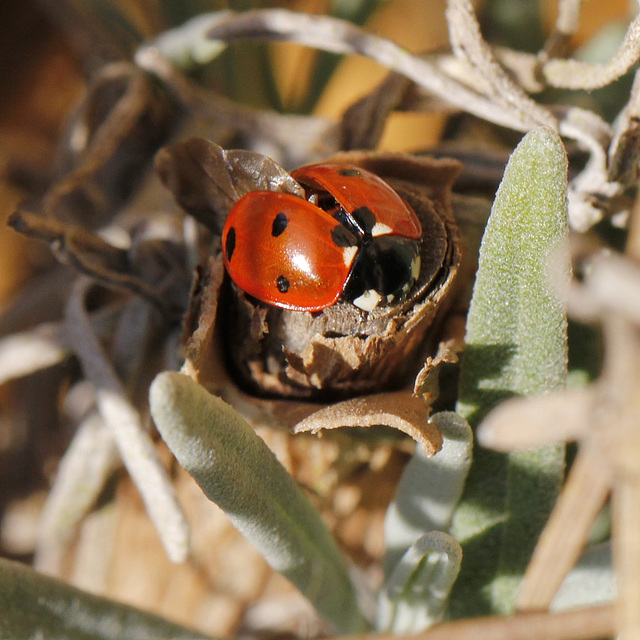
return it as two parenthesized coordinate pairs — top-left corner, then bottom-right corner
(342, 237), (421, 311)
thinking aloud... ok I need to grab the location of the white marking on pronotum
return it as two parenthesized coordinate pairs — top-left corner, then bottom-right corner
(371, 222), (393, 237)
(342, 246), (358, 267)
(353, 289), (383, 311)
(412, 255), (421, 280)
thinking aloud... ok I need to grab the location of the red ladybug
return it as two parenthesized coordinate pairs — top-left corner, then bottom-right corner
(221, 163), (422, 312)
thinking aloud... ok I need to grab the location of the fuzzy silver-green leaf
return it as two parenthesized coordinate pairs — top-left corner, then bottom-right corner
(383, 412), (472, 573)
(0, 558), (209, 640)
(377, 532), (462, 633)
(451, 127), (569, 617)
(149, 372), (367, 634)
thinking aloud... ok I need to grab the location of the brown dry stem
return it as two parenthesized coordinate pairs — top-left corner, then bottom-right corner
(344, 604), (614, 640)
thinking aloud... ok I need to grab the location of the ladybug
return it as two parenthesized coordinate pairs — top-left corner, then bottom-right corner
(221, 163), (422, 312)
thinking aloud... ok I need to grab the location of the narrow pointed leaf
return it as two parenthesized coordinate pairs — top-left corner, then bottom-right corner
(450, 127), (570, 617)
(0, 558), (209, 640)
(149, 372), (367, 634)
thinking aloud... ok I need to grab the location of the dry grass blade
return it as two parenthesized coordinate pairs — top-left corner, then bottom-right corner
(516, 444), (612, 611)
(476, 389), (591, 451)
(0, 304), (120, 385)
(0, 322), (69, 384)
(610, 212), (640, 640)
(587, 252), (640, 323)
(517, 211), (640, 630)
(628, 180), (640, 257)
(555, 0), (585, 36)
(613, 479), (640, 640)
(34, 411), (120, 574)
(345, 604), (614, 640)
(65, 278), (190, 563)
(539, 0), (585, 61)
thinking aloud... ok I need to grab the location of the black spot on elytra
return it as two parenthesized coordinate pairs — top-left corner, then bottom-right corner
(338, 168), (361, 177)
(277, 275), (290, 293)
(272, 212), (288, 237)
(225, 227), (236, 261)
(331, 225), (358, 248)
(352, 206), (377, 235)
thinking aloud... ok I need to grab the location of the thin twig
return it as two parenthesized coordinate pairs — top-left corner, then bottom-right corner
(200, 9), (550, 132)
(65, 277), (190, 563)
(7, 210), (178, 317)
(516, 443), (612, 611)
(445, 0), (556, 129)
(34, 411), (120, 575)
(135, 47), (339, 165)
(558, 107), (617, 230)
(542, 12), (640, 89)
(555, 0), (586, 36)
(345, 604), (614, 640)
(539, 0), (586, 62)
(613, 477), (640, 640)
(609, 67), (640, 186)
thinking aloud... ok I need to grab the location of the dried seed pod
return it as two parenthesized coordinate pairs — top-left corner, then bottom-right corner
(223, 152), (461, 399)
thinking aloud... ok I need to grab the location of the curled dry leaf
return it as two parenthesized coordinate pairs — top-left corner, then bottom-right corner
(293, 392), (442, 457)
(413, 332), (464, 401)
(156, 138), (304, 234)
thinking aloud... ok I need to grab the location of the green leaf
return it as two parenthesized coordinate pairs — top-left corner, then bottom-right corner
(450, 127), (570, 617)
(377, 532), (462, 633)
(0, 558), (209, 640)
(383, 412), (473, 573)
(149, 372), (367, 634)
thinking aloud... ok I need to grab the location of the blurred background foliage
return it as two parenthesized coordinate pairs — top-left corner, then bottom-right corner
(0, 0), (631, 591)
(0, 0), (631, 302)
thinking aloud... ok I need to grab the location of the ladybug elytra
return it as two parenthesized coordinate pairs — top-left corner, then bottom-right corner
(221, 163), (422, 312)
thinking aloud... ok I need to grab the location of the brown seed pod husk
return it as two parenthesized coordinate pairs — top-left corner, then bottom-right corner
(224, 152), (462, 400)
